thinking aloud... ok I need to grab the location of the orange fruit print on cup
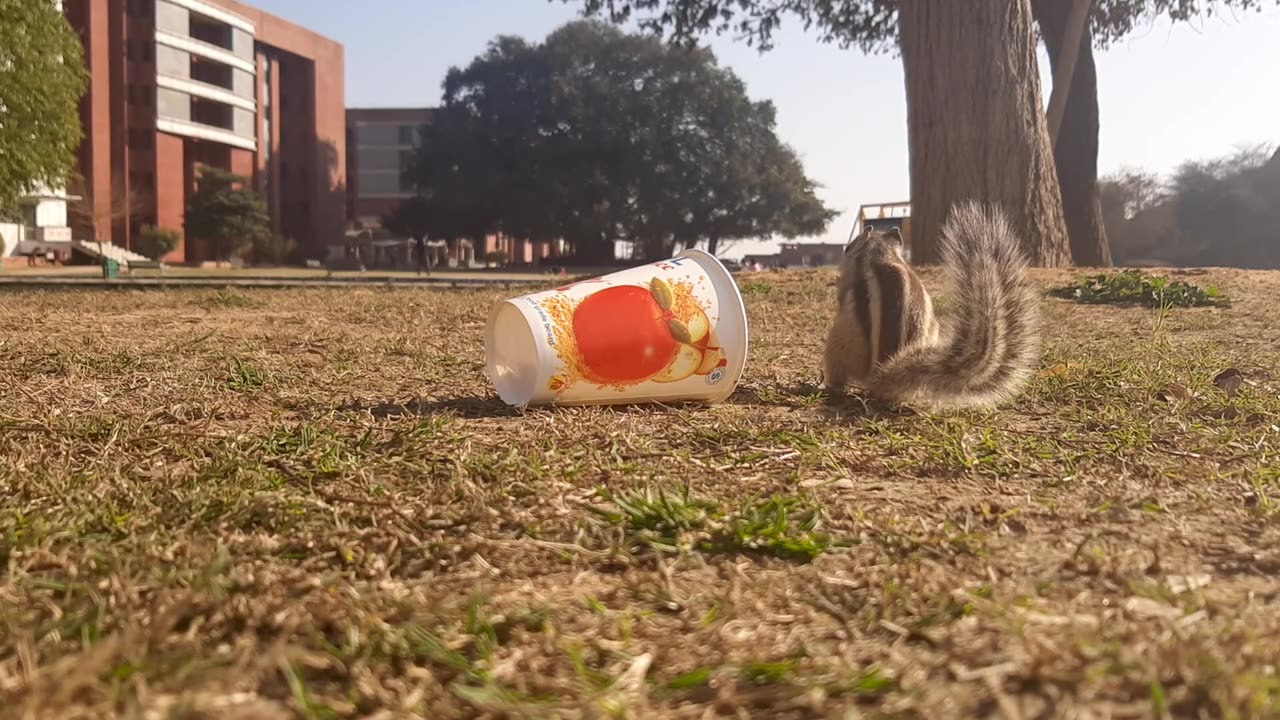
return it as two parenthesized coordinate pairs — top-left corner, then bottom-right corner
(573, 285), (680, 384)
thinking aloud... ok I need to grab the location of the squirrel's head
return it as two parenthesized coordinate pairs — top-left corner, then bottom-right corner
(843, 224), (906, 263)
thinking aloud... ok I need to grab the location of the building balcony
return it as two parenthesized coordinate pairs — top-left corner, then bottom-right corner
(157, 73), (255, 112)
(155, 29), (255, 75)
(156, 115), (256, 151)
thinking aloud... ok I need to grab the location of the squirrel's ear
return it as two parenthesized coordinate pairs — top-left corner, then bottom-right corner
(885, 227), (904, 244)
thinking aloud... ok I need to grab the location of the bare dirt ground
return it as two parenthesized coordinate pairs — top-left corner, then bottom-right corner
(1, 268), (1277, 719)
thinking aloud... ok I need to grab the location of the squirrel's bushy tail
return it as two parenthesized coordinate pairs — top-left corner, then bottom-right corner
(869, 202), (1040, 408)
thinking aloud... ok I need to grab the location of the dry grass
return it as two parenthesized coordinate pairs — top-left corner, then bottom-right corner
(1, 268), (1278, 719)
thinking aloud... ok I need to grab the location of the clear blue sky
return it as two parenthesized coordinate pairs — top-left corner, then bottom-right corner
(255, 0), (1280, 258)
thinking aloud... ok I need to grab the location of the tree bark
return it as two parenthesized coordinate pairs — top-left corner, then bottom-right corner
(1034, 0), (1113, 267)
(897, 0), (1071, 267)
(572, 233), (616, 264)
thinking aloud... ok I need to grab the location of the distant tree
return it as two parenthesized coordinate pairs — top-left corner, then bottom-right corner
(382, 194), (435, 273)
(382, 195), (433, 244)
(562, 0), (1278, 267)
(134, 225), (180, 261)
(185, 167), (271, 262)
(0, 0), (87, 213)
(408, 21), (834, 262)
(253, 234), (297, 265)
(403, 108), (503, 256)
(1167, 144), (1277, 268)
(65, 174), (152, 244)
(1099, 168), (1167, 263)
(1100, 144), (1279, 268)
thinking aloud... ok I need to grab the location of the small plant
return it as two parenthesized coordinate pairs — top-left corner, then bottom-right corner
(226, 357), (267, 391)
(254, 233), (298, 266)
(201, 289), (259, 309)
(587, 486), (832, 561)
(134, 225), (180, 261)
(1051, 269), (1226, 308)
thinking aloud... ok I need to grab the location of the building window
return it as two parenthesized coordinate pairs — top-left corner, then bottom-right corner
(398, 126), (414, 144)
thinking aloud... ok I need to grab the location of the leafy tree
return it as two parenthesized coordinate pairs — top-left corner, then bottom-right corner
(134, 225), (180, 261)
(1100, 144), (1279, 268)
(402, 108), (503, 258)
(409, 21), (834, 262)
(1167, 144), (1277, 268)
(382, 194), (435, 273)
(0, 0), (87, 213)
(65, 174), (151, 244)
(185, 167), (271, 262)
(253, 234), (297, 265)
(561, 0), (1277, 267)
(381, 195), (433, 243)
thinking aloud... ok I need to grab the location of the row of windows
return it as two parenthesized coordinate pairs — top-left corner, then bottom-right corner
(354, 124), (422, 148)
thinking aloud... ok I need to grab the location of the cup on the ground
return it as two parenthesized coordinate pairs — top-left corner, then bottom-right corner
(485, 249), (749, 407)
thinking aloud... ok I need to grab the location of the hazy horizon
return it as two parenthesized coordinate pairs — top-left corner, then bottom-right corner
(251, 1), (1280, 259)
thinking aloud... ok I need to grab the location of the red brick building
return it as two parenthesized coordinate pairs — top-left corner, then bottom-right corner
(63, 0), (345, 263)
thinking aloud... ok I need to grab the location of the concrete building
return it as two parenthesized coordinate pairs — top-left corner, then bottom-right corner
(0, 186), (76, 269)
(345, 107), (430, 229)
(744, 242), (846, 270)
(62, 0), (345, 263)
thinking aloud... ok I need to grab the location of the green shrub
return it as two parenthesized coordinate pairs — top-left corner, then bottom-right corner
(134, 225), (181, 261)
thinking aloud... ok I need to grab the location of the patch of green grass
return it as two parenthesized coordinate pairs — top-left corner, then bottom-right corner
(835, 666), (898, 697)
(1050, 269), (1227, 308)
(741, 660), (796, 685)
(712, 495), (832, 561)
(226, 357), (267, 391)
(201, 289), (260, 309)
(587, 487), (832, 561)
(666, 667), (714, 690)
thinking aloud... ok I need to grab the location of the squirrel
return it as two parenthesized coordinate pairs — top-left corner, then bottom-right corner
(822, 201), (1040, 409)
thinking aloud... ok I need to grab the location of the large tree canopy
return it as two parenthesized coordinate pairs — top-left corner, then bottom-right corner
(0, 0), (87, 213)
(562, 0), (1276, 267)
(565, 0), (1274, 52)
(406, 21), (835, 262)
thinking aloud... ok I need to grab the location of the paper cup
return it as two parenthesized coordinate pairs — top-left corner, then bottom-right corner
(485, 249), (749, 407)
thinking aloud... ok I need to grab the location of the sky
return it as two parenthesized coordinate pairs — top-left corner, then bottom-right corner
(253, 0), (1280, 259)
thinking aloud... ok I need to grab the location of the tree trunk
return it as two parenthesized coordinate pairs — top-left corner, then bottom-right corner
(643, 235), (670, 261)
(572, 233), (615, 264)
(898, 0), (1071, 267)
(707, 235), (720, 256)
(1034, 0), (1113, 267)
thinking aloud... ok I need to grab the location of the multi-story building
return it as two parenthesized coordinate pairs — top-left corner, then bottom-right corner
(63, 0), (345, 263)
(345, 107), (430, 230)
